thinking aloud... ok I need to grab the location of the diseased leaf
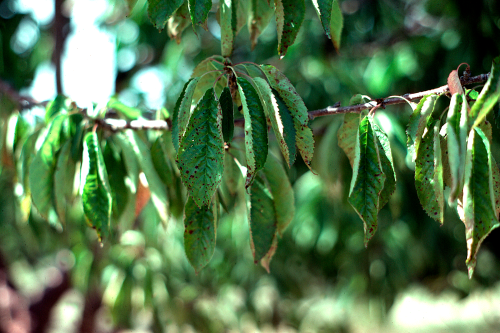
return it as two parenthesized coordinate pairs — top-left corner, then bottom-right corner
(219, 87), (234, 143)
(470, 56), (500, 128)
(81, 132), (112, 241)
(415, 118), (444, 223)
(338, 113), (361, 167)
(406, 94), (437, 162)
(447, 69), (465, 96)
(446, 94), (468, 203)
(29, 114), (67, 220)
(329, 0), (343, 50)
(102, 139), (130, 221)
(151, 135), (175, 187)
(248, 0), (274, 49)
(171, 78), (200, 152)
(261, 64), (314, 169)
(373, 123), (396, 210)
(253, 77), (296, 167)
(126, 131), (169, 223)
(260, 233), (278, 273)
(348, 115), (385, 245)
(147, 0), (184, 30)
(220, 0), (236, 57)
(463, 127), (500, 277)
(237, 77), (268, 188)
(177, 88), (224, 207)
(188, 0), (212, 30)
(263, 153), (294, 235)
(274, 0), (305, 58)
(54, 140), (76, 225)
(168, 2), (191, 43)
(249, 174), (277, 262)
(184, 195), (217, 273)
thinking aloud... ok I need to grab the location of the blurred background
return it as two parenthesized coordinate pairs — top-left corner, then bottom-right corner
(1, 0), (500, 332)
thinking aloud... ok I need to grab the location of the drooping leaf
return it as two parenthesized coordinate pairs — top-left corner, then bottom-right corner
(263, 153), (294, 235)
(220, 0), (236, 57)
(311, 0), (343, 50)
(249, 174), (277, 262)
(237, 77), (268, 188)
(171, 78), (200, 152)
(54, 140), (76, 224)
(253, 77), (296, 167)
(29, 114), (67, 220)
(147, 0), (184, 30)
(168, 2), (191, 43)
(184, 195), (217, 273)
(463, 127), (500, 277)
(177, 88), (224, 207)
(338, 112), (361, 167)
(470, 56), (500, 128)
(415, 118), (444, 223)
(125, 131), (169, 223)
(188, 0), (212, 30)
(248, 0), (274, 49)
(274, 0), (305, 58)
(446, 93), (468, 203)
(373, 123), (396, 210)
(348, 115), (386, 245)
(406, 94), (437, 162)
(261, 64), (314, 168)
(81, 132), (112, 241)
(219, 87), (234, 143)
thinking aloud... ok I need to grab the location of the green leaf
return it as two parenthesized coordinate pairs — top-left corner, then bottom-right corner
(147, 0), (184, 30)
(406, 94), (437, 162)
(171, 78), (200, 153)
(184, 195), (217, 273)
(168, 2), (191, 43)
(125, 131), (169, 223)
(446, 94), (468, 203)
(248, 0), (274, 49)
(20, 130), (40, 192)
(348, 115), (386, 245)
(274, 0), (305, 58)
(263, 153), (294, 235)
(188, 0), (212, 30)
(45, 95), (71, 123)
(102, 139), (130, 221)
(373, 123), (396, 210)
(253, 77), (296, 167)
(237, 77), (268, 188)
(219, 87), (234, 143)
(470, 56), (500, 128)
(151, 135), (175, 187)
(220, 0), (236, 57)
(29, 114), (67, 220)
(54, 140), (76, 225)
(311, 0), (343, 50)
(111, 134), (140, 194)
(81, 132), (112, 241)
(191, 59), (226, 103)
(249, 174), (277, 262)
(107, 97), (142, 120)
(338, 112), (361, 167)
(177, 88), (224, 207)
(415, 118), (444, 223)
(463, 127), (500, 277)
(261, 64), (314, 168)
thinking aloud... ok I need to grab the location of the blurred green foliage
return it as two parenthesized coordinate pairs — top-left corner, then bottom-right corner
(1, 0), (500, 332)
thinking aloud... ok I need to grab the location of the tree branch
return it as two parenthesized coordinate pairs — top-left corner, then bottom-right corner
(307, 73), (490, 119)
